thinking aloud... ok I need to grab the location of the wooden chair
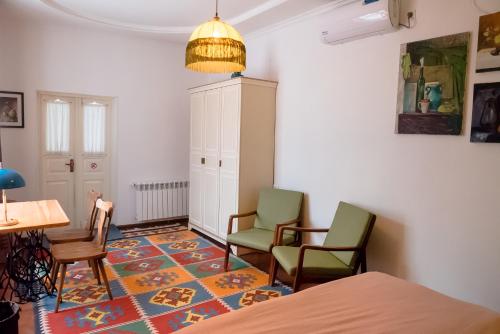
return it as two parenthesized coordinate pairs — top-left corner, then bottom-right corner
(224, 188), (303, 274)
(270, 201), (376, 292)
(45, 191), (102, 244)
(50, 199), (114, 312)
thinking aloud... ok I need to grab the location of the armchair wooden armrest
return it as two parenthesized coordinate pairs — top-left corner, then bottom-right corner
(272, 218), (302, 245)
(226, 210), (257, 235)
(276, 226), (329, 245)
(299, 244), (362, 253)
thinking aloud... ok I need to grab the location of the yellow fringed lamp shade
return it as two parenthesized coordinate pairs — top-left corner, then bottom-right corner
(186, 17), (246, 73)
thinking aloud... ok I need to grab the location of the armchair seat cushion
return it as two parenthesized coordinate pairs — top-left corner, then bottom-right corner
(272, 246), (352, 277)
(227, 228), (295, 252)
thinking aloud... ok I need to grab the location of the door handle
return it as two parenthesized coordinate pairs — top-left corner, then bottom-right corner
(201, 157), (206, 165)
(65, 158), (75, 172)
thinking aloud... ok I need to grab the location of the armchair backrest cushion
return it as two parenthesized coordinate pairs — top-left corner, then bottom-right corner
(254, 188), (303, 233)
(323, 201), (374, 267)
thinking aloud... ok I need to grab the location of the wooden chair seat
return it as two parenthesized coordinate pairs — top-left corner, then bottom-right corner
(51, 241), (106, 263)
(46, 229), (93, 244)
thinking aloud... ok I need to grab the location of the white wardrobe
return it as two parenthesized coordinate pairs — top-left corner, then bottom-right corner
(188, 77), (277, 243)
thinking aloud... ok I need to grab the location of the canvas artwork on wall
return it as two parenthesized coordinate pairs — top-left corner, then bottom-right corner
(471, 82), (500, 143)
(0, 91), (24, 128)
(396, 32), (470, 135)
(476, 11), (500, 73)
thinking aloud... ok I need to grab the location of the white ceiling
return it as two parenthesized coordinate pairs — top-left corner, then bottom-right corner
(1, 0), (345, 42)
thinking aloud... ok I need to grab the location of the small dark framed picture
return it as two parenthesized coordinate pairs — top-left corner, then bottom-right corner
(471, 82), (500, 143)
(0, 91), (24, 128)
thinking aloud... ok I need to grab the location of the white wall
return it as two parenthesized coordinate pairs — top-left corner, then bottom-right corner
(242, 0), (500, 311)
(2, 0), (499, 312)
(0, 17), (203, 225)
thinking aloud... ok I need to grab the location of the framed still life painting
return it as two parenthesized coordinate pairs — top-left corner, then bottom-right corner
(471, 82), (500, 143)
(395, 32), (470, 135)
(476, 11), (500, 73)
(0, 91), (24, 128)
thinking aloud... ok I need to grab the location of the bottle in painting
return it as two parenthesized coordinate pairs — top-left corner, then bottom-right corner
(416, 57), (425, 113)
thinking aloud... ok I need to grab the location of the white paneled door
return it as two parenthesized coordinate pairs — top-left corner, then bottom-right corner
(218, 85), (240, 238)
(202, 89), (221, 236)
(189, 92), (204, 227)
(40, 93), (112, 228)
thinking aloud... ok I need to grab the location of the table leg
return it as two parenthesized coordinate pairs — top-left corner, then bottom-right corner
(1, 229), (55, 303)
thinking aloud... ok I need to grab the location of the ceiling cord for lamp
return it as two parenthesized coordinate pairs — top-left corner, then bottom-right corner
(399, 11), (415, 29)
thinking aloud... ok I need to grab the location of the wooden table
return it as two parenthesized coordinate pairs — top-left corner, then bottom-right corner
(0, 200), (69, 302)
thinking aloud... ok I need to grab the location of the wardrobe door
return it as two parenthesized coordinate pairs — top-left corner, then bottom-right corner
(201, 88), (221, 236)
(218, 85), (240, 238)
(189, 92), (204, 227)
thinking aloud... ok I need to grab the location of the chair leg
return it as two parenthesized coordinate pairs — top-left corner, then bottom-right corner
(89, 260), (101, 285)
(360, 251), (367, 273)
(97, 259), (113, 300)
(224, 243), (231, 272)
(55, 264), (67, 313)
(45, 260), (55, 291)
(48, 261), (56, 292)
(268, 257), (279, 286)
(292, 272), (302, 293)
(50, 262), (60, 294)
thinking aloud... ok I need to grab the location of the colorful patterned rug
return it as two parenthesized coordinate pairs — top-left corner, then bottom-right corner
(34, 230), (291, 333)
(120, 223), (188, 238)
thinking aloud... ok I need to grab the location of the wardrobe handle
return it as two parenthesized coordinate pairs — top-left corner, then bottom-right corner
(219, 160), (222, 167)
(201, 157), (206, 165)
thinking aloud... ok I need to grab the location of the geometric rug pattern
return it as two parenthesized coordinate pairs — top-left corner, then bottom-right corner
(35, 230), (291, 333)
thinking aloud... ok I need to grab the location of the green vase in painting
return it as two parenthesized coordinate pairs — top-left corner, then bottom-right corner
(426, 84), (442, 111)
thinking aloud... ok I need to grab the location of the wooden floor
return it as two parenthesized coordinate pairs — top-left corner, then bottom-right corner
(0, 275), (35, 334)
(19, 303), (35, 334)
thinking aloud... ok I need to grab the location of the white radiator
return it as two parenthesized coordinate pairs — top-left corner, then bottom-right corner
(133, 181), (189, 222)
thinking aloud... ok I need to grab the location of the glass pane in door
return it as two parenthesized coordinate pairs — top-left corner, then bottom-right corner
(46, 101), (70, 153)
(83, 103), (106, 154)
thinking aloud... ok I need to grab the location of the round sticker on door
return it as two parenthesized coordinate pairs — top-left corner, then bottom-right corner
(90, 162), (98, 170)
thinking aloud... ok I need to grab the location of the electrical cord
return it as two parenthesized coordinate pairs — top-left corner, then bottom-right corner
(399, 11), (414, 29)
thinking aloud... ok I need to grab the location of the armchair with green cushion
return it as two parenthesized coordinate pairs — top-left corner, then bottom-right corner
(224, 188), (304, 273)
(270, 201), (376, 292)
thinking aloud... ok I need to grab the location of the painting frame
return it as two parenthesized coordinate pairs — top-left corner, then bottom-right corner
(470, 82), (500, 143)
(0, 91), (24, 128)
(476, 11), (500, 73)
(395, 32), (470, 135)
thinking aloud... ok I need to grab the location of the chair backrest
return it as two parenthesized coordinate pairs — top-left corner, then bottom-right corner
(253, 188), (303, 232)
(323, 201), (375, 268)
(83, 191), (103, 233)
(95, 199), (114, 251)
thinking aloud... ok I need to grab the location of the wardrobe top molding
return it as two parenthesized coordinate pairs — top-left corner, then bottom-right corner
(188, 77), (278, 93)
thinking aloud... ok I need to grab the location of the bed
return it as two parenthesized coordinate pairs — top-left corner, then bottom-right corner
(177, 272), (500, 334)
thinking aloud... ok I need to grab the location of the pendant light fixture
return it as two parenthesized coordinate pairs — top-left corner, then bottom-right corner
(185, 0), (246, 73)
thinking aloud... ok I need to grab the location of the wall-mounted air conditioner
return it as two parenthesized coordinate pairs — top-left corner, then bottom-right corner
(320, 0), (400, 45)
